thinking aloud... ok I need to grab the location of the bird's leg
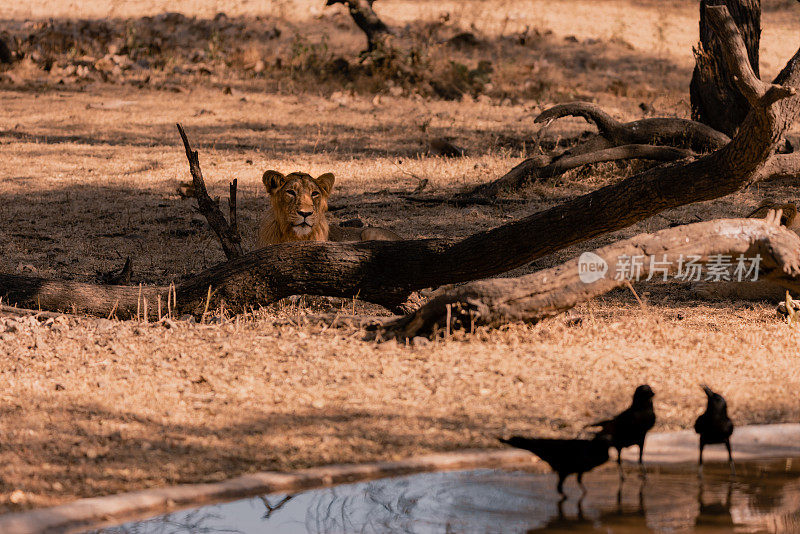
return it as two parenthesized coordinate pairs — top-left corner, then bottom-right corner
(725, 439), (735, 476)
(577, 472), (587, 495)
(617, 447), (625, 481)
(697, 441), (705, 477)
(638, 442), (647, 479)
(557, 473), (566, 497)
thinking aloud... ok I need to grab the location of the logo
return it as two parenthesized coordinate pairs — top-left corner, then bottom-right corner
(578, 252), (608, 284)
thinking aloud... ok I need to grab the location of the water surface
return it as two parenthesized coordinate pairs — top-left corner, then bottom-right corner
(92, 458), (800, 533)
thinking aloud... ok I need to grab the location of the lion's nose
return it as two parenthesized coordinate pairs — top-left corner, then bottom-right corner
(297, 210), (313, 218)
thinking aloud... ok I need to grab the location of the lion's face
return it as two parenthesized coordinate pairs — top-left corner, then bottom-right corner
(262, 170), (335, 240)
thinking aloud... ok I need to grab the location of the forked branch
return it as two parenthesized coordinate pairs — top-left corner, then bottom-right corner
(177, 123), (243, 260)
(707, 6), (796, 109)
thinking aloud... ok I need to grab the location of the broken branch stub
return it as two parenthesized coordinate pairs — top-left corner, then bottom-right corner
(176, 123), (243, 260)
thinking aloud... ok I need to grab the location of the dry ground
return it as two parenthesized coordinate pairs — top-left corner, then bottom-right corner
(0, 0), (799, 512)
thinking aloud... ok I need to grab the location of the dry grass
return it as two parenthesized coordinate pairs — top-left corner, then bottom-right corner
(0, 0), (799, 513)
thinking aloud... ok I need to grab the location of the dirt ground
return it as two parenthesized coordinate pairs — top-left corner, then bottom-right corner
(0, 0), (799, 512)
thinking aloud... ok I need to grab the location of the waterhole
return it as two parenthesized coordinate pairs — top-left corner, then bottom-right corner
(92, 458), (800, 533)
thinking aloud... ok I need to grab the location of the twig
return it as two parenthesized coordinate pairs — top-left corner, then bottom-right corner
(229, 178), (239, 239)
(201, 285), (213, 324)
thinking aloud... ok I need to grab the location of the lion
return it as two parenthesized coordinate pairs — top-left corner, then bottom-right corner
(691, 199), (799, 301)
(256, 170), (401, 248)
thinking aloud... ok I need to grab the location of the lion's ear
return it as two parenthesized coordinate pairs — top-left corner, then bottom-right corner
(262, 170), (286, 194)
(315, 173), (335, 196)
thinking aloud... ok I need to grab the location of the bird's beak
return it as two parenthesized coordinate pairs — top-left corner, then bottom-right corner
(701, 384), (713, 397)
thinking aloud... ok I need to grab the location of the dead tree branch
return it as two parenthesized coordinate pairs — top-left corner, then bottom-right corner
(378, 213), (800, 339)
(455, 102), (730, 202)
(534, 102), (731, 153)
(177, 123), (243, 260)
(466, 144), (695, 199)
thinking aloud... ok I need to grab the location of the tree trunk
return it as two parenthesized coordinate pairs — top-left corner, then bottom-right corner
(0, 37), (12, 64)
(690, 0), (761, 136)
(325, 0), (393, 52)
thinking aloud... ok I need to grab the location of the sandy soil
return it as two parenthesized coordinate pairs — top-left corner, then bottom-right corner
(0, 0), (799, 512)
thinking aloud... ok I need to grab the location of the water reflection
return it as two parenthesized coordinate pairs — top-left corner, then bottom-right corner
(93, 458), (800, 534)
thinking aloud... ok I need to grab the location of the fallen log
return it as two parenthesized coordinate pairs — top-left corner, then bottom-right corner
(378, 212), (800, 339)
(534, 102), (731, 153)
(456, 105), (730, 202)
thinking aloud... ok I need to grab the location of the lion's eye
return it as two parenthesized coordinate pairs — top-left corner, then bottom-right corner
(311, 191), (320, 198)
(286, 190), (296, 198)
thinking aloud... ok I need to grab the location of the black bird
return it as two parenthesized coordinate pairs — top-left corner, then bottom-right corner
(498, 434), (612, 496)
(586, 384), (656, 477)
(694, 385), (735, 474)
